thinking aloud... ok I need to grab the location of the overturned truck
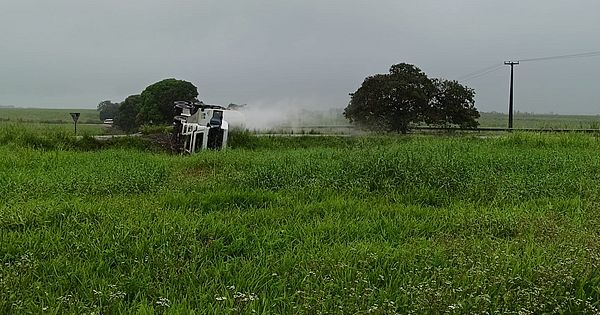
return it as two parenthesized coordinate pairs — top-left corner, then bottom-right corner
(172, 101), (229, 153)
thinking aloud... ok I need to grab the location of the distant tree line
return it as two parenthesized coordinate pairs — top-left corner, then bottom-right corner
(344, 63), (480, 133)
(97, 78), (198, 133)
(100, 65), (479, 134)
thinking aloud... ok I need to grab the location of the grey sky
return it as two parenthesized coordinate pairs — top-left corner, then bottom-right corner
(1, 0), (599, 114)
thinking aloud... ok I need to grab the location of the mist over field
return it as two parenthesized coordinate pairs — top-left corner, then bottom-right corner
(231, 100), (343, 130)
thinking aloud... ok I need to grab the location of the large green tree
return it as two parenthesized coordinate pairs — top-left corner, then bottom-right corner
(344, 63), (479, 133)
(114, 95), (141, 133)
(137, 79), (198, 125)
(97, 100), (119, 121)
(426, 79), (479, 128)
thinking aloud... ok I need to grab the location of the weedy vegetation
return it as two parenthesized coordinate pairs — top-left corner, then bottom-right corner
(2, 126), (600, 314)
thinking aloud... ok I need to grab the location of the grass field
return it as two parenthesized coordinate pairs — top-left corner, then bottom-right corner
(478, 112), (600, 129)
(0, 108), (109, 137)
(267, 111), (600, 131)
(3, 127), (600, 313)
(0, 108), (100, 124)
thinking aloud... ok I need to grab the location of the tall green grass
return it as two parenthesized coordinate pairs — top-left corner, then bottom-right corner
(3, 130), (600, 313)
(0, 124), (163, 152)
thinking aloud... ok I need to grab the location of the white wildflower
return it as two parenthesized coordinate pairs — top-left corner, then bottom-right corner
(156, 297), (170, 307)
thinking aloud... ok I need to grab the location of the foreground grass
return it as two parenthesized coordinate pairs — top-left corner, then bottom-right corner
(2, 133), (600, 313)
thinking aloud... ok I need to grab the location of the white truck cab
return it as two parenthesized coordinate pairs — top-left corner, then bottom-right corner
(173, 101), (229, 153)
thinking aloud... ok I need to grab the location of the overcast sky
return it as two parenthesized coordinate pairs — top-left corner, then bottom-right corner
(1, 0), (599, 114)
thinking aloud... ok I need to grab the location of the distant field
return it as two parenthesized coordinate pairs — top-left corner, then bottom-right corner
(0, 108), (100, 124)
(3, 107), (600, 135)
(266, 110), (600, 131)
(0, 108), (108, 135)
(479, 112), (600, 129)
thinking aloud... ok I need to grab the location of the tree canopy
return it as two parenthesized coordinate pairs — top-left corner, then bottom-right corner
(137, 79), (198, 125)
(113, 95), (141, 133)
(97, 100), (119, 121)
(344, 63), (479, 133)
(427, 79), (479, 128)
(102, 79), (199, 133)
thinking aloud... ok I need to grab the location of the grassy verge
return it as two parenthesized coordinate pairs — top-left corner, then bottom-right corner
(0, 124), (162, 152)
(2, 130), (600, 313)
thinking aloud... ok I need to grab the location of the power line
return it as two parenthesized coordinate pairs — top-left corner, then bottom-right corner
(500, 50), (600, 129)
(458, 63), (504, 80)
(455, 50), (600, 129)
(460, 65), (504, 81)
(518, 50), (600, 62)
(458, 50), (600, 82)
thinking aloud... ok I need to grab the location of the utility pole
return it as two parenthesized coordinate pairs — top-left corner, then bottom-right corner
(504, 61), (519, 129)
